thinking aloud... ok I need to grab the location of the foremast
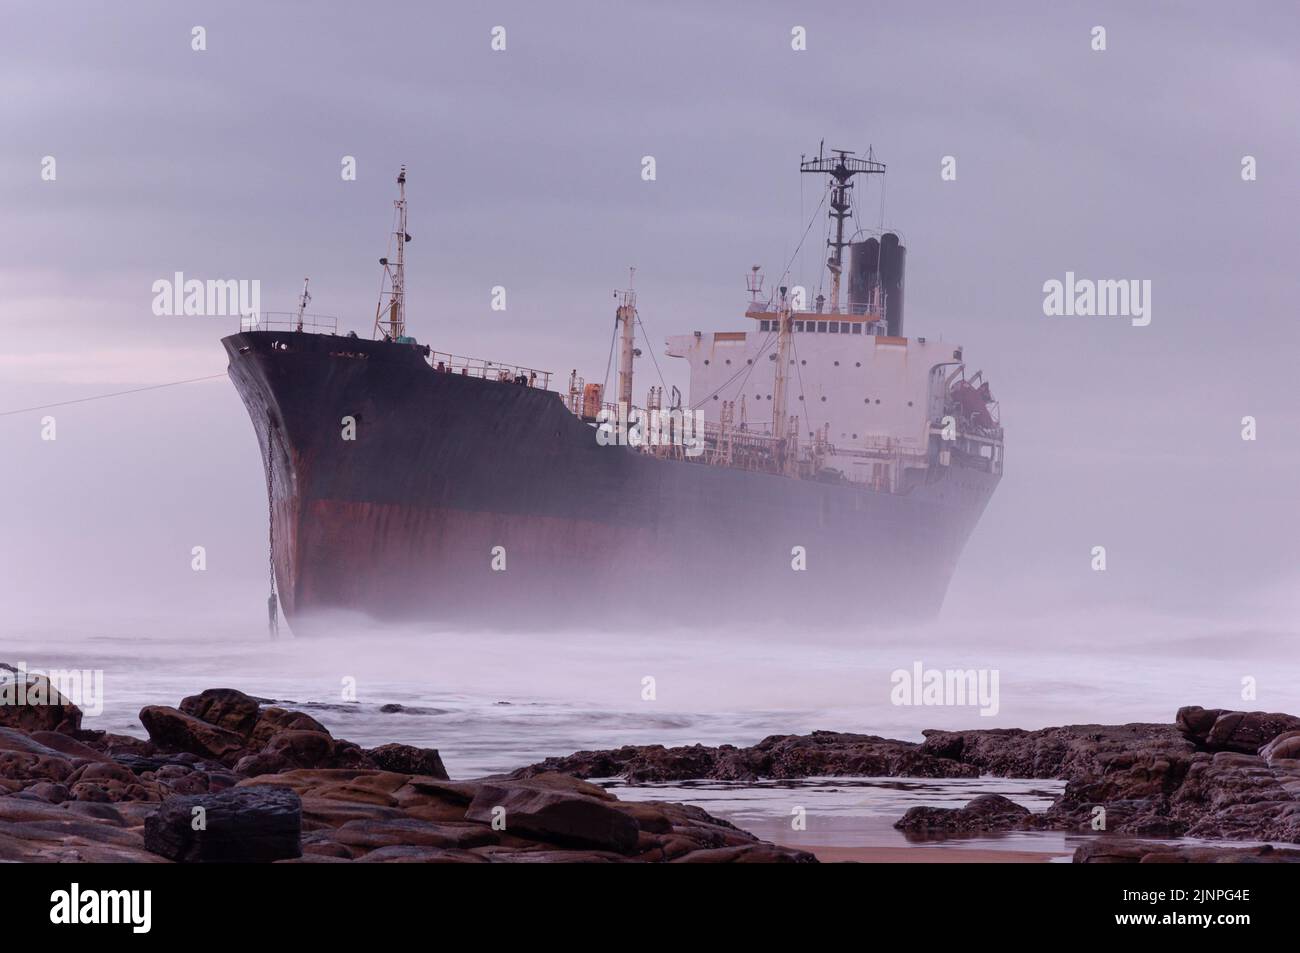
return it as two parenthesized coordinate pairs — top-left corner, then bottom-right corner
(374, 166), (411, 341)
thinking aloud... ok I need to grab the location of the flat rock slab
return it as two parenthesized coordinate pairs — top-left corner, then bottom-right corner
(144, 786), (302, 863)
(466, 783), (640, 854)
(1075, 838), (1300, 863)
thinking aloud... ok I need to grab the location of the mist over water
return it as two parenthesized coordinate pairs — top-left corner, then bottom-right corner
(6, 600), (1296, 780)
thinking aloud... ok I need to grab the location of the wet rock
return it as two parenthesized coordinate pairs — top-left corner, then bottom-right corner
(670, 844), (817, 863)
(473, 847), (630, 863)
(247, 707), (330, 750)
(330, 818), (498, 852)
(0, 664), (83, 733)
(0, 750), (73, 784)
(179, 688), (263, 738)
(466, 783), (641, 854)
(514, 732), (977, 784)
(143, 786), (302, 863)
(1074, 838), (1300, 863)
(365, 743), (449, 780)
(354, 845), (487, 863)
(0, 727), (80, 761)
(233, 729), (368, 776)
(28, 731), (111, 763)
(917, 722), (1189, 781)
(895, 793), (1035, 834)
(1260, 730), (1300, 763)
(1177, 706), (1300, 755)
(20, 781), (71, 803)
(138, 706), (249, 766)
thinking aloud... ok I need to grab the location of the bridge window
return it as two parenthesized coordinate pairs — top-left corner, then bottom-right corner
(851, 323), (862, 334)
(817, 321), (827, 333)
(830, 322), (840, 333)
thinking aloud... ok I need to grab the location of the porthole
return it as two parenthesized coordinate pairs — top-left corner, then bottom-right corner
(704, 359), (710, 365)
(855, 362), (861, 368)
(820, 396), (827, 402)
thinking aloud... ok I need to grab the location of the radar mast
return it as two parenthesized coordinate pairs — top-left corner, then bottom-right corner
(799, 145), (886, 314)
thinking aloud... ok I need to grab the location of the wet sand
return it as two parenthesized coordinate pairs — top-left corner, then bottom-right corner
(811, 845), (1065, 863)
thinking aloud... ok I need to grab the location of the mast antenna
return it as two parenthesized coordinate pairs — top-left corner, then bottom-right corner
(799, 146), (885, 314)
(374, 166), (411, 341)
(295, 277), (311, 333)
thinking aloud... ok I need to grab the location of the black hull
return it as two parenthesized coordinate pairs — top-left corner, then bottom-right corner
(223, 331), (999, 630)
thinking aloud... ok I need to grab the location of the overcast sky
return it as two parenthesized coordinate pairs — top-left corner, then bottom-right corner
(2, 1), (1297, 630)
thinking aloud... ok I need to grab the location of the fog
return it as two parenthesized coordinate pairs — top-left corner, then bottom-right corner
(2, 2), (1297, 733)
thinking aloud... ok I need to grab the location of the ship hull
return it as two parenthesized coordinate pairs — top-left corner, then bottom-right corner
(223, 331), (999, 629)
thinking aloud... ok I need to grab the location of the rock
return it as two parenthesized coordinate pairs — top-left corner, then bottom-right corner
(365, 743), (448, 780)
(354, 845), (487, 863)
(28, 731), (111, 763)
(143, 786), (302, 863)
(179, 688), (262, 738)
(1260, 730), (1300, 763)
(465, 783), (640, 854)
(472, 846), (629, 863)
(917, 722), (1189, 781)
(247, 707), (329, 750)
(1074, 838), (1300, 863)
(138, 706), (248, 766)
(670, 844), (817, 863)
(329, 818), (498, 852)
(21, 781), (71, 803)
(1177, 706), (1300, 754)
(0, 664), (83, 733)
(234, 729), (368, 776)
(0, 750), (73, 784)
(895, 794), (1034, 834)
(513, 732), (977, 784)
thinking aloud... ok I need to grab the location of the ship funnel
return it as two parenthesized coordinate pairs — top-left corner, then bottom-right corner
(849, 233), (906, 336)
(880, 232), (906, 337)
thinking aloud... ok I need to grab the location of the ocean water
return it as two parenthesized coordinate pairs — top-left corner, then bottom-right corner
(4, 605), (1297, 853)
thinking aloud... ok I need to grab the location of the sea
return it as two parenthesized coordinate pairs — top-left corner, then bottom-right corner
(6, 604), (1297, 857)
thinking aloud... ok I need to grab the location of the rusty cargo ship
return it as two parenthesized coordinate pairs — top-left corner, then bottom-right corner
(223, 153), (1004, 630)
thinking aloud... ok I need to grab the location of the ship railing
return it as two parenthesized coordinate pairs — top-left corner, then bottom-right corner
(427, 350), (552, 391)
(239, 312), (341, 334)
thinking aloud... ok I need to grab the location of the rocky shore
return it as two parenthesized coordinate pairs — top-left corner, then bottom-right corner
(3, 661), (1298, 862)
(0, 669), (813, 863)
(515, 706), (1300, 855)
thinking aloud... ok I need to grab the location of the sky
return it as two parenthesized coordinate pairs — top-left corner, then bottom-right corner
(1, 0), (1298, 633)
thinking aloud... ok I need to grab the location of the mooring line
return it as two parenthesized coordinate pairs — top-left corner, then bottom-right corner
(0, 373), (228, 417)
